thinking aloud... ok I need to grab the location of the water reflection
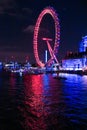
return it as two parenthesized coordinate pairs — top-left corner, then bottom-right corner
(17, 73), (87, 129)
(21, 74), (46, 130)
(59, 73), (87, 128)
(0, 73), (87, 130)
(22, 74), (67, 130)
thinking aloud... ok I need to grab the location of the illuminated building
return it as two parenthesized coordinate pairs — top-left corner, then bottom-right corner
(0, 62), (3, 70)
(4, 62), (20, 70)
(62, 36), (87, 71)
(79, 36), (87, 52)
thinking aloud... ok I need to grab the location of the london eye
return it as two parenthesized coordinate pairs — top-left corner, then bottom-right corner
(33, 6), (60, 67)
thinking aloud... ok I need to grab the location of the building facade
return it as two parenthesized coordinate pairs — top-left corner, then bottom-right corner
(62, 36), (87, 71)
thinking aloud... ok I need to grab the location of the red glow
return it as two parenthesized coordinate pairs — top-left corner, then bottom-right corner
(23, 74), (47, 129)
(33, 6), (60, 67)
(42, 37), (52, 41)
(24, 74), (43, 97)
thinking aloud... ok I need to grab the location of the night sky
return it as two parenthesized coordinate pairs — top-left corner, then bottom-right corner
(0, 0), (87, 63)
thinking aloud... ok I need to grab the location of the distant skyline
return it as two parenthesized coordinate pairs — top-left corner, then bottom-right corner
(0, 0), (87, 63)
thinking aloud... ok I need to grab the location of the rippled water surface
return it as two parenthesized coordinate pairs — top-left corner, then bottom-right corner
(0, 73), (87, 130)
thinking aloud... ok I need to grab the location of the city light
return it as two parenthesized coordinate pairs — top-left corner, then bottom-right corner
(33, 7), (60, 67)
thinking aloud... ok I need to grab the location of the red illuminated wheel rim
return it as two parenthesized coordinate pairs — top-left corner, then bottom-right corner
(33, 7), (60, 67)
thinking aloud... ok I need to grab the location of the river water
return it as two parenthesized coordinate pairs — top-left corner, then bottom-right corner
(0, 73), (87, 130)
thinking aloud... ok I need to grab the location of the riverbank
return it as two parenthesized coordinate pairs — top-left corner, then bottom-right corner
(58, 70), (87, 75)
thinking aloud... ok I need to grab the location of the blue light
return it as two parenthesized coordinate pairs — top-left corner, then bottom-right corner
(62, 35), (87, 70)
(45, 50), (48, 63)
(79, 36), (87, 52)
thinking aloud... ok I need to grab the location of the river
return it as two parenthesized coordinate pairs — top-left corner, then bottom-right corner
(0, 73), (87, 130)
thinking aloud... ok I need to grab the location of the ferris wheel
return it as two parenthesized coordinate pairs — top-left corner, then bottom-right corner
(33, 6), (60, 67)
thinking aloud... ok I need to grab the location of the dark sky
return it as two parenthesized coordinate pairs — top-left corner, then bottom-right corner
(0, 0), (87, 63)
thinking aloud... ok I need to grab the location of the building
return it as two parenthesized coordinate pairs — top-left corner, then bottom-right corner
(4, 61), (21, 70)
(0, 62), (3, 71)
(62, 36), (87, 71)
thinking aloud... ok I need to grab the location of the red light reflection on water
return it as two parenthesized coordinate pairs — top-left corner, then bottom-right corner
(21, 74), (47, 130)
(24, 74), (43, 96)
